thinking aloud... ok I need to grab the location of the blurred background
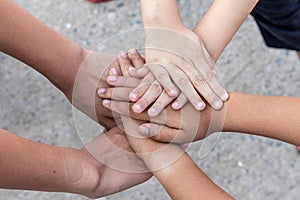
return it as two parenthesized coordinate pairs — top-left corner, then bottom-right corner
(0, 0), (299, 199)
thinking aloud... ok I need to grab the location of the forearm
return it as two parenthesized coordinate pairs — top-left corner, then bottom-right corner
(140, 0), (184, 29)
(0, 128), (100, 195)
(153, 152), (233, 199)
(0, 0), (85, 96)
(194, 0), (259, 60)
(224, 93), (300, 145)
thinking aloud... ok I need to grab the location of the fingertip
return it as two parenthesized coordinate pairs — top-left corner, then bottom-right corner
(107, 76), (117, 84)
(133, 103), (142, 113)
(129, 92), (138, 101)
(138, 125), (150, 137)
(213, 100), (223, 110)
(128, 48), (137, 55)
(197, 102), (206, 111)
(109, 68), (118, 76)
(97, 88), (106, 96)
(172, 101), (181, 110)
(148, 107), (159, 117)
(102, 99), (111, 108)
(119, 50), (128, 59)
(220, 92), (229, 101)
(168, 89), (177, 97)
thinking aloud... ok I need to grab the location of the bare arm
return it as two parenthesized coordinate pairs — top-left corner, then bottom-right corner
(224, 93), (300, 145)
(0, 127), (150, 198)
(140, 0), (184, 29)
(0, 0), (83, 96)
(194, 0), (259, 60)
(120, 116), (233, 199)
(0, 128), (98, 195)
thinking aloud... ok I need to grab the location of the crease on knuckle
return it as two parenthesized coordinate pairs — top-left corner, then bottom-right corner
(193, 75), (205, 87)
(151, 83), (162, 94)
(157, 72), (168, 81)
(205, 69), (217, 80)
(178, 77), (189, 87)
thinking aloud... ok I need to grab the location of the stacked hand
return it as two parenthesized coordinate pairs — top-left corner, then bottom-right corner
(117, 27), (228, 118)
(98, 50), (226, 144)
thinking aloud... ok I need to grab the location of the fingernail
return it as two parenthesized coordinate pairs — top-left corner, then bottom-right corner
(172, 102), (181, 109)
(139, 126), (149, 136)
(128, 49), (137, 55)
(97, 88), (106, 95)
(133, 104), (142, 112)
(130, 93), (138, 101)
(120, 51), (128, 58)
(110, 68), (118, 76)
(221, 93), (229, 101)
(148, 107), (158, 116)
(108, 76), (117, 82)
(169, 89), (177, 97)
(103, 99), (110, 106)
(197, 102), (205, 110)
(214, 101), (223, 109)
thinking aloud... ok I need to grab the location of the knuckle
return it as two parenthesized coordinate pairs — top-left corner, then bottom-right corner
(157, 72), (168, 80)
(151, 83), (162, 94)
(193, 75), (205, 87)
(178, 77), (189, 87)
(205, 69), (217, 79)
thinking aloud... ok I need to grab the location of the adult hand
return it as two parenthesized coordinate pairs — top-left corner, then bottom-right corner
(79, 127), (152, 198)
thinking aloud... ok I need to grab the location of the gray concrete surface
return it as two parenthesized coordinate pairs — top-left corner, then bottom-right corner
(0, 0), (299, 199)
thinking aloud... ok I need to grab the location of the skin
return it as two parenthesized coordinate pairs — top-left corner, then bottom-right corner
(128, 0), (259, 116)
(112, 54), (234, 199)
(133, 0), (229, 113)
(1, 0), (294, 198)
(0, 127), (151, 198)
(100, 50), (300, 198)
(0, 0), (152, 197)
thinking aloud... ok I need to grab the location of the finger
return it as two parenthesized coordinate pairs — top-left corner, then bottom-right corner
(148, 91), (175, 117)
(185, 53), (228, 108)
(132, 81), (162, 113)
(130, 65), (150, 78)
(147, 63), (178, 97)
(138, 123), (190, 143)
(97, 87), (133, 101)
(106, 75), (141, 88)
(204, 69), (229, 102)
(188, 71), (223, 110)
(128, 49), (145, 68)
(109, 68), (119, 76)
(129, 73), (155, 102)
(118, 50), (132, 76)
(102, 100), (150, 121)
(128, 66), (149, 78)
(163, 64), (206, 111)
(172, 93), (188, 110)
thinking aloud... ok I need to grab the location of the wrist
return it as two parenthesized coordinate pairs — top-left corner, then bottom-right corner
(57, 46), (89, 101)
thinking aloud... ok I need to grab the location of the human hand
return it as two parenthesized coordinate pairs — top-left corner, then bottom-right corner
(79, 127), (152, 198)
(99, 72), (225, 144)
(127, 28), (228, 116)
(68, 49), (128, 130)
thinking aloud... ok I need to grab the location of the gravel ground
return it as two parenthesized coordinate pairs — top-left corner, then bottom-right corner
(0, 0), (299, 199)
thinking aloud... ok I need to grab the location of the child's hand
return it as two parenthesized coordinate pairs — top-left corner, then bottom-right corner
(101, 92), (225, 144)
(98, 53), (226, 144)
(128, 28), (228, 116)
